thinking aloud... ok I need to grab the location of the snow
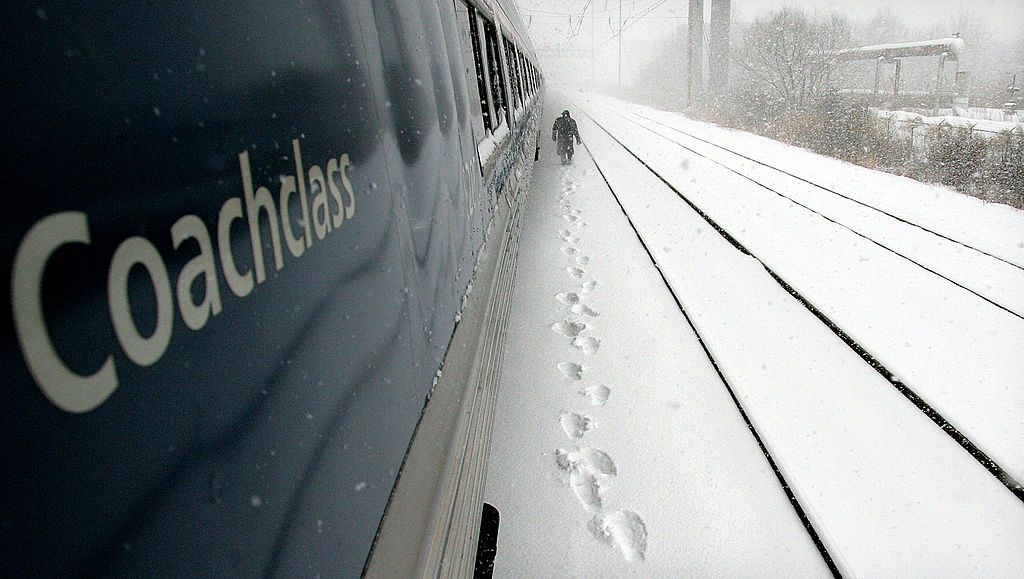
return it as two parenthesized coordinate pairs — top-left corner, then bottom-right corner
(485, 126), (829, 576)
(832, 37), (966, 60)
(579, 94), (1024, 486)
(485, 93), (1024, 576)
(613, 105), (1024, 315)
(878, 108), (1023, 136)
(598, 95), (1024, 263)
(952, 106), (1024, 124)
(478, 121), (511, 165)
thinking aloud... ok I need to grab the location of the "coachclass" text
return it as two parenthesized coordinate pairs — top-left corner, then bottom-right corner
(11, 139), (357, 413)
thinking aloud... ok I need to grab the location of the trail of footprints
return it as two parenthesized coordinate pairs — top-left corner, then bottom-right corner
(548, 171), (647, 563)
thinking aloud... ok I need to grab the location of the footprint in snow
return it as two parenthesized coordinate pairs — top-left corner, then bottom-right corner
(563, 214), (579, 224)
(557, 361), (584, 381)
(589, 510), (647, 562)
(560, 411), (594, 439)
(570, 474), (603, 510)
(555, 447), (617, 511)
(579, 280), (598, 294)
(555, 447), (616, 477)
(556, 292), (580, 305)
(576, 256), (590, 266)
(580, 384), (610, 406)
(559, 229), (573, 240)
(551, 319), (587, 337)
(572, 336), (600, 355)
(567, 267), (586, 279)
(571, 303), (599, 317)
(561, 246), (579, 256)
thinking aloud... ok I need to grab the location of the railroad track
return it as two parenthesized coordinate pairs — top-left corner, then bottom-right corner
(594, 103), (1024, 322)
(612, 106), (1024, 273)
(577, 105), (1024, 505)
(579, 136), (846, 579)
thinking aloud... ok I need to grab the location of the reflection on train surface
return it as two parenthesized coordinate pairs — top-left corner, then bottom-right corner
(1, 0), (542, 575)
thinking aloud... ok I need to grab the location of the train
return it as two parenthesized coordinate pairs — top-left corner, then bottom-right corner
(0, 0), (542, 575)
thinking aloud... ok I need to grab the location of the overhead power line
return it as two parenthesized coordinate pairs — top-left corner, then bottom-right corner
(599, 0), (674, 48)
(566, 0), (593, 39)
(520, 4), (618, 17)
(525, 14), (690, 19)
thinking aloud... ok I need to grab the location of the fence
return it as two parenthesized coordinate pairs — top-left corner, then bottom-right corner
(874, 113), (1024, 207)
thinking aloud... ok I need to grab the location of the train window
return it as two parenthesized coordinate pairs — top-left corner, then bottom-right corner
(481, 18), (508, 128)
(503, 42), (514, 109)
(512, 47), (524, 105)
(521, 54), (529, 97)
(521, 57), (528, 94)
(515, 47), (525, 105)
(504, 40), (520, 111)
(522, 53), (531, 98)
(455, 1), (488, 137)
(523, 55), (530, 96)
(466, 6), (495, 133)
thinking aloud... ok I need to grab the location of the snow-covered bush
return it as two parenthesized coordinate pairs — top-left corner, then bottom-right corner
(992, 129), (1024, 206)
(925, 124), (989, 193)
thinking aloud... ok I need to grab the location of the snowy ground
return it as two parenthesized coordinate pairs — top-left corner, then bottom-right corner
(580, 94), (1024, 486)
(484, 93), (1024, 577)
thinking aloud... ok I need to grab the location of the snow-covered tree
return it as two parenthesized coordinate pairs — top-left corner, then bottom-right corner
(733, 7), (851, 108)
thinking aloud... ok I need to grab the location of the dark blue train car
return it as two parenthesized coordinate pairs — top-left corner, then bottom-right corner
(0, 0), (542, 575)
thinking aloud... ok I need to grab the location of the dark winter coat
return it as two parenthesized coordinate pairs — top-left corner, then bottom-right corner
(552, 116), (581, 155)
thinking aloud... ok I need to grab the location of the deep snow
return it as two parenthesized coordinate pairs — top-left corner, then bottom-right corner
(484, 94), (1024, 576)
(581, 94), (1024, 486)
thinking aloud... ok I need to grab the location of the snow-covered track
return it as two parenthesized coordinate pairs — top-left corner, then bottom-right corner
(599, 104), (1024, 322)
(615, 106), (1024, 273)
(580, 138), (844, 577)
(579, 107), (1024, 502)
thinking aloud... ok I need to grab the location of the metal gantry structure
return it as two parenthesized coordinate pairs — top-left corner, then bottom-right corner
(832, 37), (970, 113)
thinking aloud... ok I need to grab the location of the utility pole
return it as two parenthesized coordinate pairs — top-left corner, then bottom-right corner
(591, 0), (596, 86)
(687, 0), (704, 105)
(618, 0), (623, 88)
(708, 0), (730, 97)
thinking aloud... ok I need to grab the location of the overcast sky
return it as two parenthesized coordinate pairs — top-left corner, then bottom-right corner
(519, 0), (1022, 87)
(731, 0), (1022, 42)
(520, 0), (1023, 44)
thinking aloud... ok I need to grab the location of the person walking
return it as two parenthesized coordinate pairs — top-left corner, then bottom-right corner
(552, 110), (581, 165)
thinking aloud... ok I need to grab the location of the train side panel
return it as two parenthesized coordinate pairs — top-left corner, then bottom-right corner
(0, 0), (540, 575)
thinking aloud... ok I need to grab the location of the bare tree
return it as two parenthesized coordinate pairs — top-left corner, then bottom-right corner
(733, 7), (852, 108)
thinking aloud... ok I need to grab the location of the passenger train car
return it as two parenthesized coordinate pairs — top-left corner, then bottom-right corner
(0, 0), (542, 575)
